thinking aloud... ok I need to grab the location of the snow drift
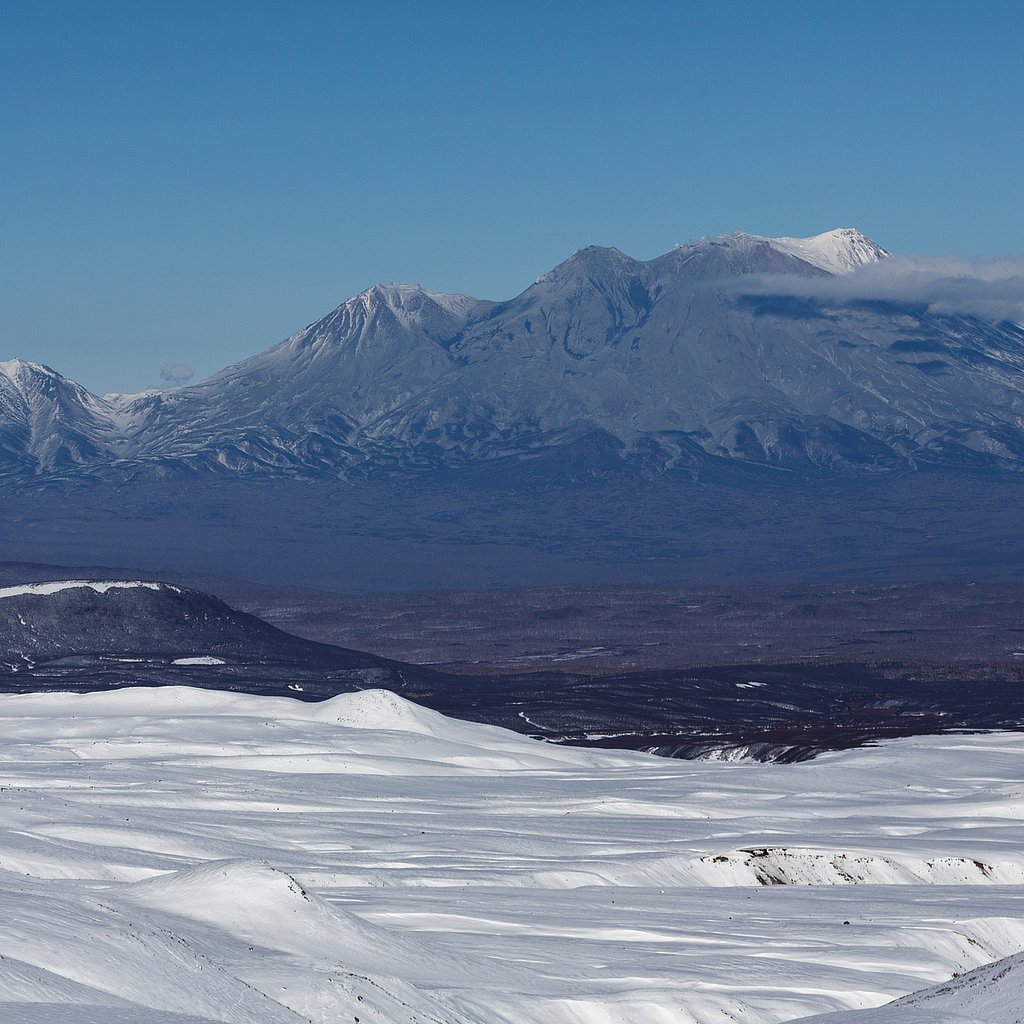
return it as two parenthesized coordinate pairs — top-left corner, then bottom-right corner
(1, 686), (1024, 1023)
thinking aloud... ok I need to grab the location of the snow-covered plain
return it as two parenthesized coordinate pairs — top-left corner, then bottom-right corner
(1, 686), (1024, 1023)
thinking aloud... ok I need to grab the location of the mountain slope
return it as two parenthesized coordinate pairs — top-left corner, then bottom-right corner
(5, 228), (1024, 480)
(794, 950), (1024, 1023)
(0, 359), (124, 476)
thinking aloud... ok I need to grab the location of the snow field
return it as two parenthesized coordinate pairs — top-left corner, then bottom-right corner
(0, 687), (1023, 1022)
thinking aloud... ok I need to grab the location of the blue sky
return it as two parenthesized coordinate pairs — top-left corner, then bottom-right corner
(2, 0), (1023, 393)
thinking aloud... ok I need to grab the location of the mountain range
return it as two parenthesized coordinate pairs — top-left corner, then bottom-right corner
(6, 227), (1024, 483)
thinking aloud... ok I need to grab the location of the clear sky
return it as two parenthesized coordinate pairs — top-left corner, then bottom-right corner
(2, 0), (1023, 393)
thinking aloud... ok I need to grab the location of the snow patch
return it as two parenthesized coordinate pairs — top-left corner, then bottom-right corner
(0, 581), (176, 601)
(311, 687), (456, 733)
(0, 357), (56, 381)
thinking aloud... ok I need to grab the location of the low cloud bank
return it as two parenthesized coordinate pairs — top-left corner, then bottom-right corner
(739, 255), (1024, 323)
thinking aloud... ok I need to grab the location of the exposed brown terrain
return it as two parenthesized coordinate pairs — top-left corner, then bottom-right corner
(229, 580), (1024, 677)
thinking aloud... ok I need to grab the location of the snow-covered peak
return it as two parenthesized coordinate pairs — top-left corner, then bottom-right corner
(0, 357), (112, 413)
(352, 282), (480, 321)
(669, 228), (890, 276)
(658, 231), (822, 280)
(769, 228), (891, 274)
(536, 245), (641, 285)
(0, 580), (176, 601)
(566, 244), (633, 264)
(359, 281), (429, 306)
(0, 357), (60, 384)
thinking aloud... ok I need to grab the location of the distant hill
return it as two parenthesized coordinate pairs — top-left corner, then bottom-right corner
(0, 579), (430, 697)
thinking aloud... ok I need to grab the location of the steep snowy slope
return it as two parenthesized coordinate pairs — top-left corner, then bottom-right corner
(5, 229), (1024, 480)
(0, 359), (123, 475)
(2, 686), (1024, 1023)
(769, 227), (891, 274)
(796, 950), (1024, 1022)
(114, 283), (493, 475)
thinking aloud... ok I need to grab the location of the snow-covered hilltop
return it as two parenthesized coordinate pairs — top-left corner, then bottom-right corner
(4, 227), (1024, 481)
(2, 685), (1024, 1023)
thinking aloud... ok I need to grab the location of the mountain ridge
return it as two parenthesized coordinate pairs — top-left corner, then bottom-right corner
(5, 227), (1024, 482)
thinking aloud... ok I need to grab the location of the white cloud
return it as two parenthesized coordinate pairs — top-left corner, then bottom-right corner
(737, 255), (1024, 323)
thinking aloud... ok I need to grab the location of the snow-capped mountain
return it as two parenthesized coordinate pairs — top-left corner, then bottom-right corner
(5, 228), (1024, 481)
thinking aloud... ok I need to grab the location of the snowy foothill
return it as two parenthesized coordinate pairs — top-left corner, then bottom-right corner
(1, 686), (1024, 1023)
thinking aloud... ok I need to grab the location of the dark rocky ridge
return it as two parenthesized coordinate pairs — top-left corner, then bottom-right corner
(0, 581), (435, 697)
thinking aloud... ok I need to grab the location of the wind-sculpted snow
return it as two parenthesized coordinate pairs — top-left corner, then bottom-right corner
(2, 686), (1024, 1022)
(794, 951), (1024, 1022)
(5, 228), (1024, 481)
